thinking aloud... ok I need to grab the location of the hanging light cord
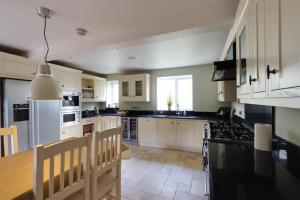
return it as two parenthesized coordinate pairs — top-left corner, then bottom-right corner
(43, 16), (49, 64)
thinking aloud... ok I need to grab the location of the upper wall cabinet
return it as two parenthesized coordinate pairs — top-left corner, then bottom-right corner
(229, 0), (300, 108)
(81, 74), (106, 102)
(0, 52), (37, 80)
(51, 64), (82, 92)
(119, 73), (150, 102)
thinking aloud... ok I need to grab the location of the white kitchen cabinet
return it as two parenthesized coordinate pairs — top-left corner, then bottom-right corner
(176, 120), (194, 149)
(60, 123), (82, 140)
(82, 74), (106, 102)
(138, 117), (158, 147)
(236, 10), (252, 98)
(155, 118), (206, 152)
(157, 119), (176, 147)
(51, 64), (82, 92)
(217, 81), (237, 102)
(270, 0), (300, 97)
(94, 79), (106, 101)
(0, 52), (37, 80)
(99, 116), (120, 131)
(119, 73), (150, 102)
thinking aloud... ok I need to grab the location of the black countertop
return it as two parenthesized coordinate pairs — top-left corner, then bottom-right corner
(208, 138), (300, 200)
(81, 110), (217, 120)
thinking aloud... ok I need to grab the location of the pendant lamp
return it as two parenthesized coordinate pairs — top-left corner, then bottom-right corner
(30, 6), (60, 100)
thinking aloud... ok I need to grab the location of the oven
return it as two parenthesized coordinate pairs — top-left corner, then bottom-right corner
(61, 110), (80, 127)
(61, 91), (80, 110)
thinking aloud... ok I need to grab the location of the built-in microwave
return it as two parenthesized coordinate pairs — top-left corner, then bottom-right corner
(61, 110), (81, 127)
(61, 91), (80, 110)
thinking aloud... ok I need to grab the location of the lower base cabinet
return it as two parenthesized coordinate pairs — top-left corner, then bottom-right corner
(99, 116), (121, 131)
(60, 124), (82, 140)
(139, 117), (205, 153)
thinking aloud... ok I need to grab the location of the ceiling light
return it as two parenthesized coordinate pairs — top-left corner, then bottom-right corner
(29, 6), (60, 100)
(128, 56), (136, 60)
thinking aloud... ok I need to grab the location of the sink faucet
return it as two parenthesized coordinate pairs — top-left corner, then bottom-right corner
(176, 104), (182, 116)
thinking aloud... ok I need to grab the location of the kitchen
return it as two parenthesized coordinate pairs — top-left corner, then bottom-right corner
(1, 0), (300, 200)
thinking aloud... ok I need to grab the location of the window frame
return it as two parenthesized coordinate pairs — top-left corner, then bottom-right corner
(156, 75), (193, 111)
(106, 80), (119, 108)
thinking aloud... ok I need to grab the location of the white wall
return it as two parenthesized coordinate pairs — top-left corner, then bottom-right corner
(106, 64), (229, 112)
(275, 107), (300, 147)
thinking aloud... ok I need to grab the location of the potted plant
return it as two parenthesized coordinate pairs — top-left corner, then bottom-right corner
(167, 95), (172, 111)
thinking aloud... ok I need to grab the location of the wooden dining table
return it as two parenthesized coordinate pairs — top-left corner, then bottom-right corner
(0, 144), (131, 200)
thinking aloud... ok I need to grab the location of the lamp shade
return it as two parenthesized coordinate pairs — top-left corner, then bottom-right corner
(29, 64), (61, 100)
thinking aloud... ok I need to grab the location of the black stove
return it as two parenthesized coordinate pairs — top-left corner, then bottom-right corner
(209, 120), (254, 143)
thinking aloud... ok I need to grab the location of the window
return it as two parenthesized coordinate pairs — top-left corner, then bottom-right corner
(157, 75), (193, 111)
(106, 80), (119, 108)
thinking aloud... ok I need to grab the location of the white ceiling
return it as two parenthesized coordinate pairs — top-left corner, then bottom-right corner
(0, 0), (239, 74)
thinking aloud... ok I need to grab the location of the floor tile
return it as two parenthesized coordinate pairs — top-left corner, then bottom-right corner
(144, 193), (172, 200)
(122, 187), (146, 200)
(191, 180), (205, 196)
(160, 181), (177, 199)
(123, 168), (147, 182)
(174, 191), (205, 200)
(176, 183), (191, 193)
(135, 171), (169, 195)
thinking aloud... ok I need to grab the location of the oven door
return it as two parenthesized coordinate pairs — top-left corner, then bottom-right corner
(61, 92), (80, 110)
(61, 111), (80, 127)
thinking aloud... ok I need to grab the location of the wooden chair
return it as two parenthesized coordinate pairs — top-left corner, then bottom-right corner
(33, 134), (92, 200)
(0, 125), (18, 157)
(91, 127), (122, 200)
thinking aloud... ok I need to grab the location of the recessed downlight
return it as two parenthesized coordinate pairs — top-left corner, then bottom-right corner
(128, 56), (136, 60)
(76, 28), (87, 36)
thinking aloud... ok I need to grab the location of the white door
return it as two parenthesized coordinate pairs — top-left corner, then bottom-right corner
(138, 117), (157, 146)
(94, 79), (106, 101)
(176, 119), (194, 149)
(157, 119), (176, 147)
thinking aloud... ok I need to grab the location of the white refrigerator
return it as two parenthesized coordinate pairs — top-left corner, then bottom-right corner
(29, 100), (61, 148)
(3, 79), (61, 151)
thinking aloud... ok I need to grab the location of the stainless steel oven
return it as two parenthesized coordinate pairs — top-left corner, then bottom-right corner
(61, 91), (81, 110)
(61, 110), (81, 127)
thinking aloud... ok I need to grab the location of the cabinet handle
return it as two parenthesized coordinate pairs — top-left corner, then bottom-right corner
(249, 75), (257, 86)
(236, 85), (240, 88)
(267, 65), (279, 79)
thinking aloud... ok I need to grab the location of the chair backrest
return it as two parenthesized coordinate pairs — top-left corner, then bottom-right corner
(0, 125), (18, 156)
(90, 127), (122, 200)
(91, 127), (122, 174)
(33, 134), (92, 200)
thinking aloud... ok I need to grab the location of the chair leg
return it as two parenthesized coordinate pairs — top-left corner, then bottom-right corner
(90, 174), (97, 200)
(116, 161), (121, 200)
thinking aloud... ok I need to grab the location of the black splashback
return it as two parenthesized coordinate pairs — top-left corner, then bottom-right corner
(244, 104), (273, 130)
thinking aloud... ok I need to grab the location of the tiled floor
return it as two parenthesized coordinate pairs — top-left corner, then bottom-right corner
(121, 145), (207, 200)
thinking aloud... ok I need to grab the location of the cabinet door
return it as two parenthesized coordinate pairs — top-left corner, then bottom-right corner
(52, 69), (81, 92)
(176, 119), (194, 149)
(265, 0), (280, 93)
(138, 117), (157, 146)
(157, 119), (176, 147)
(272, 0), (300, 97)
(131, 78), (145, 101)
(119, 79), (131, 101)
(94, 79), (106, 101)
(252, 0), (267, 96)
(1, 59), (37, 80)
(60, 124), (82, 140)
(193, 120), (206, 151)
(236, 10), (252, 97)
